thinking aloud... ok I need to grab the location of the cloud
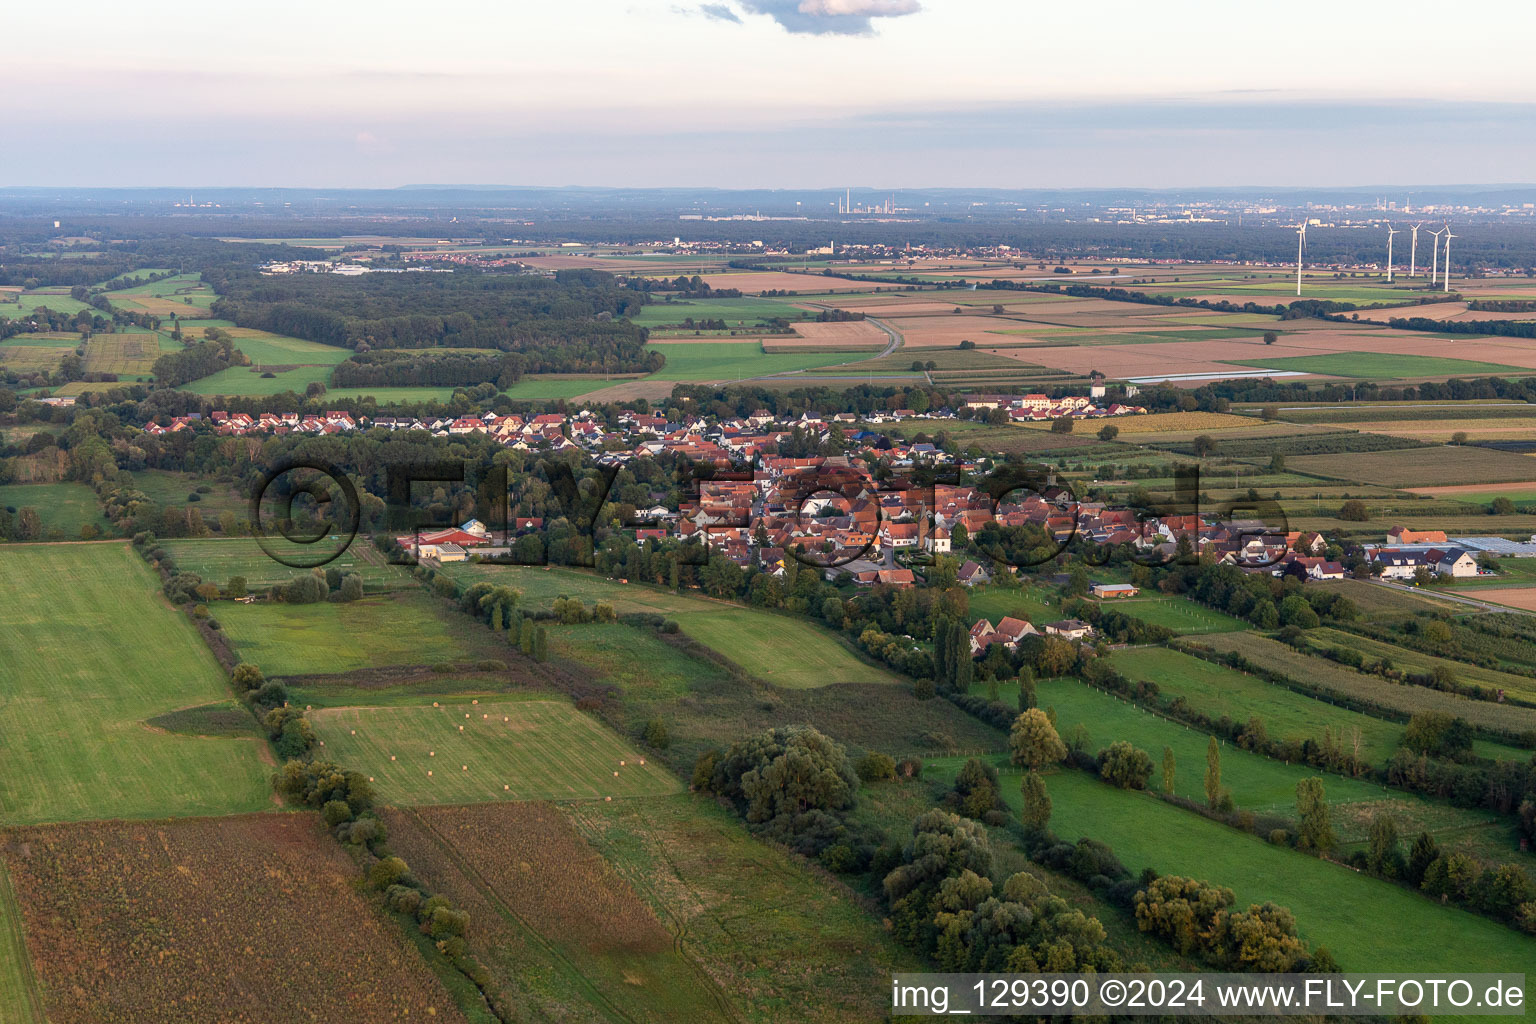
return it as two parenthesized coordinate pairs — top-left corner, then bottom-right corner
(737, 0), (921, 34)
(697, 2), (742, 21)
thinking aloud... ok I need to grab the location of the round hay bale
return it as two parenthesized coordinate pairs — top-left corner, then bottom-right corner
(605, 796), (612, 802)
(504, 784), (510, 791)
(620, 760), (626, 766)
(472, 699), (478, 705)
(459, 725), (464, 731)
(433, 702), (439, 707)
(390, 755), (396, 761)
(428, 770), (433, 776)
(462, 765), (467, 771)
(613, 771), (619, 777)
(429, 751), (435, 756)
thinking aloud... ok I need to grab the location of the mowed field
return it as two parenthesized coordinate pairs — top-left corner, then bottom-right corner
(216, 590), (501, 676)
(309, 700), (680, 805)
(0, 544), (271, 826)
(441, 565), (898, 689)
(0, 814), (469, 1024)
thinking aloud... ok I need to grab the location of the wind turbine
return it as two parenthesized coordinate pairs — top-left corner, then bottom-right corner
(1429, 226), (1446, 286)
(1409, 222), (1423, 277)
(1442, 226), (1457, 293)
(1385, 225), (1398, 283)
(1294, 222), (1307, 296)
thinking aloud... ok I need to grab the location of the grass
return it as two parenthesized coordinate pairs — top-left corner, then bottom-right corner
(309, 700), (681, 805)
(1198, 632), (1536, 753)
(128, 469), (247, 519)
(1028, 677), (1496, 834)
(1110, 647), (1407, 764)
(161, 537), (413, 591)
(214, 329), (350, 367)
(965, 584), (1063, 624)
(646, 341), (865, 381)
(444, 565), (898, 689)
(1227, 353), (1527, 379)
(216, 590), (500, 676)
(0, 293), (99, 319)
(1094, 594), (1250, 634)
(995, 769), (1536, 975)
(548, 621), (719, 700)
(0, 859), (43, 1024)
(181, 364), (333, 397)
(0, 544), (272, 826)
(0, 482), (110, 539)
(1308, 627), (1536, 703)
(566, 793), (925, 1022)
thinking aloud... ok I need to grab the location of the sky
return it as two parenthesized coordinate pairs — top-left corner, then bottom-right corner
(4, 0), (1535, 188)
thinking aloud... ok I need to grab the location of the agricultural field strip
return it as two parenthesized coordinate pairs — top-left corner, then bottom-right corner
(310, 700), (681, 804)
(0, 544), (272, 826)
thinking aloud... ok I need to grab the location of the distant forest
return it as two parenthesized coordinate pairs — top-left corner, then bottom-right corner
(205, 267), (659, 374)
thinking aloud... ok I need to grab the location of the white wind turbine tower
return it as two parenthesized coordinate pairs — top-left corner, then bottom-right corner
(1409, 222), (1424, 277)
(1385, 225), (1398, 283)
(1294, 222), (1307, 296)
(1429, 226), (1446, 286)
(1437, 222), (1449, 290)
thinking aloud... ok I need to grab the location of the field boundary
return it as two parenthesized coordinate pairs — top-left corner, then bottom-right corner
(0, 858), (45, 1024)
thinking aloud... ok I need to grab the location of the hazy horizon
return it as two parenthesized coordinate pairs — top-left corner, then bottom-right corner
(6, 0), (1535, 189)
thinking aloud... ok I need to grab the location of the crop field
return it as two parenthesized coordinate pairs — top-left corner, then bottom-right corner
(384, 802), (729, 1022)
(0, 859), (42, 1024)
(309, 700), (680, 805)
(1308, 627), (1536, 703)
(1288, 445), (1536, 487)
(984, 769), (1536, 976)
(567, 794), (924, 1022)
(1229, 353), (1527, 379)
(1304, 578), (1466, 620)
(646, 340), (861, 381)
(0, 482), (111, 538)
(0, 544), (271, 826)
(628, 296), (813, 327)
(0, 335), (76, 374)
(206, 327), (349, 366)
(1034, 411), (1260, 434)
(443, 565), (898, 688)
(0, 814), (469, 1024)
(160, 538), (413, 591)
(217, 590), (501, 676)
(81, 330), (164, 377)
(1197, 632), (1536, 753)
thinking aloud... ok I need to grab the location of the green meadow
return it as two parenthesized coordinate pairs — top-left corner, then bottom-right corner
(1229, 353), (1526, 379)
(309, 699), (680, 805)
(0, 544), (271, 826)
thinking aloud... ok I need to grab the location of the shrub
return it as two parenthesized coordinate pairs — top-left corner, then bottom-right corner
(856, 751), (897, 782)
(1097, 741), (1153, 790)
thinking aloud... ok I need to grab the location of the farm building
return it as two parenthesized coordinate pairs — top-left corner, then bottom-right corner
(1090, 583), (1139, 599)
